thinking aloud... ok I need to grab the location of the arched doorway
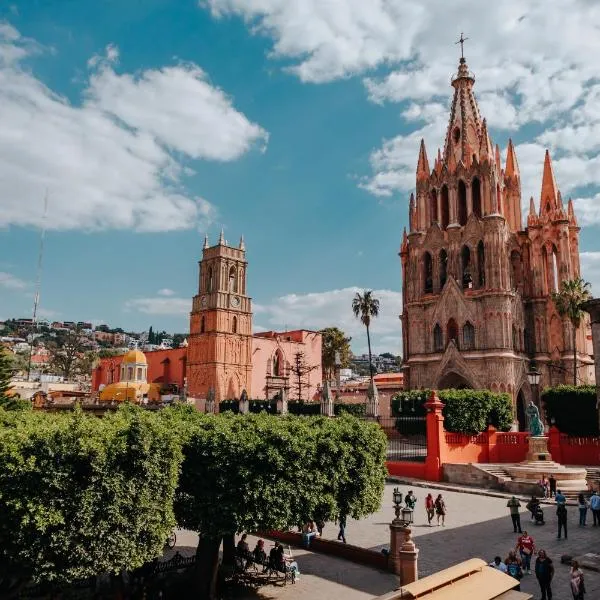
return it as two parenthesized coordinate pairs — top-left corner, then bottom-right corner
(516, 389), (527, 431)
(438, 371), (472, 390)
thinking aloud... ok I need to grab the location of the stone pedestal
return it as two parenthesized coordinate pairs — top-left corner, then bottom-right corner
(366, 380), (380, 418)
(389, 521), (419, 585)
(525, 436), (552, 462)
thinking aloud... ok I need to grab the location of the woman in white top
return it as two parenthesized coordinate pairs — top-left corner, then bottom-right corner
(570, 560), (585, 599)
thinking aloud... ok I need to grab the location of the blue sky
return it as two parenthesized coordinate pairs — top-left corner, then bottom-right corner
(0, 0), (599, 354)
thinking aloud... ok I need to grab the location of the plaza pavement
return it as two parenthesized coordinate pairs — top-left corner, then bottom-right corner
(172, 482), (600, 599)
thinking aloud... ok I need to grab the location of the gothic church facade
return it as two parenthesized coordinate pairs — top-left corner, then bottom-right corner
(399, 56), (593, 428)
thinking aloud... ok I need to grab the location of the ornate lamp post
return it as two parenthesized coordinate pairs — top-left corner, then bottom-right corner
(527, 362), (543, 425)
(389, 487), (418, 584)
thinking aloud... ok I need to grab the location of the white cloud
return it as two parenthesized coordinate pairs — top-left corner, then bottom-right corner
(203, 1), (600, 224)
(0, 271), (27, 290)
(0, 30), (267, 232)
(124, 296), (190, 316)
(581, 252), (600, 297)
(157, 288), (176, 297)
(255, 287), (403, 354)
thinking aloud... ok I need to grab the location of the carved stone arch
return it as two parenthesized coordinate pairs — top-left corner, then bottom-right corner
(462, 213), (483, 245)
(423, 223), (444, 250)
(431, 277), (476, 326)
(433, 340), (482, 389)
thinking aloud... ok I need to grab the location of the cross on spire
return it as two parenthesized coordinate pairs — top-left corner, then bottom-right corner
(456, 32), (468, 59)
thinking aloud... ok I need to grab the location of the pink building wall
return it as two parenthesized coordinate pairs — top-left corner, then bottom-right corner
(251, 330), (322, 401)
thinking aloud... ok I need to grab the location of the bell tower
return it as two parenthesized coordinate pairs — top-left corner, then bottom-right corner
(187, 230), (253, 402)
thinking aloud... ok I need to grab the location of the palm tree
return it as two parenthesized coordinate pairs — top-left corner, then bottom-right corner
(552, 277), (591, 386)
(352, 290), (380, 386)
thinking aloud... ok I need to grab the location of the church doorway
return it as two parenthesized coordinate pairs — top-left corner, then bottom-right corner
(437, 371), (472, 390)
(516, 390), (527, 431)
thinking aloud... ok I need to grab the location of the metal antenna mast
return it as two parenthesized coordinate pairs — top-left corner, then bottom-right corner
(26, 191), (49, 381)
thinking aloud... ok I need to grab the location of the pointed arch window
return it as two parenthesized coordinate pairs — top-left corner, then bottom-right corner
(201, 316), (205, 334)
(430, 189), (438, 225)
(423, 252), (433, 293)
(463, 322), (475, 350)
(229, 266), (237, 293)
(510, 250), (522, 291)
(447, 319), (459, 349)
(458, 180), (467, 226)
(441, 185), (449, 230)
(477, 241), (485, 287)
(433, 324), (443, 352)
(512, 324), (519, 351)
(439, 249), (448, 289)
(461, 245), (472, 289)
(232, 316), (237, 334)
(207, 267), (213, 293)
(472, 177), (482, 218)
(272, 350), (283, 376)
(552, 246), (559, 292)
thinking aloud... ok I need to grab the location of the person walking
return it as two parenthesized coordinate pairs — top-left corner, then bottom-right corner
(507, 496), (522, 533)
(534, 549), (554, 600)
(337, 515), (347, 543)
(570, 560), (586, 599)
(425, 493), (435, 526)
(549, 474), (557, 498)
(434, 494), (446, 526)
(404, 490), (417, 510)
(590, 491), (600, 526)
(555, 489), (567, 505)
(577, 493), (589, 526)
(516, 530), (535, 574)
(557, 502), (568, 539)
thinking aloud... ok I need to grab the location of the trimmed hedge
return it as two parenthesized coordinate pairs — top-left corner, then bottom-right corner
(541, 385), (598, 436)
(391, 389), (513, 434)
(218, 400), (366, 417)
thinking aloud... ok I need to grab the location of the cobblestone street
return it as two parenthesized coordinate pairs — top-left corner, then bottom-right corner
(174, 483), (600, 599)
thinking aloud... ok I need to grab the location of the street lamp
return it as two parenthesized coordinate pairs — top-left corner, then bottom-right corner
(527, 362), (544, 427)
(401, 506), (414, 525)
(393, 487), (403, 521)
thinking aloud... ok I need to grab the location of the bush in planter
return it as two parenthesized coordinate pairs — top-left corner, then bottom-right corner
(390, 389), (513, 434)
(541, 385), (598, 436)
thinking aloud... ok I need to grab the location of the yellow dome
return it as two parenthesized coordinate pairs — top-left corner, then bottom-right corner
(122, 349), (147, 364)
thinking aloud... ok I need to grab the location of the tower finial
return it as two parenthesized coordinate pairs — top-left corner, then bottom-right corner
(505, 139), (520, 179)
(218, 227), (225, 245)
(455, 32), (469, 61)
(203, 233), (209, 249)
(239, 234), (245, 251)
(416, 139), (430, 181)
(540, 149), (559, 208)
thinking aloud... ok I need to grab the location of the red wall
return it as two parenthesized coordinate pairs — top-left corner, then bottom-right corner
(92, 348), (187, 392)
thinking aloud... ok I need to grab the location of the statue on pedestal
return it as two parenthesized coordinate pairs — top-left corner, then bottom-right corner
(320, 381), (334, 417)
(205, 387), (215, 414)
(366, 380), (380, 418)
(239, 389), (249, 414)
(526, 401), (544, 437)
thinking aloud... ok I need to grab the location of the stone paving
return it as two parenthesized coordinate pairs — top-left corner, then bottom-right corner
(173, 482), (600, 599)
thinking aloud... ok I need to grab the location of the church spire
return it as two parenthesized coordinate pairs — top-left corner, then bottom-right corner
(409, 193), (416, 232)
(203, 233), (209, 249)
(505, 139), (519, 179)
(443, 53), (481, 167)
(239, 235), (245, 251)
(478, 118), (493, 162)
(527, 196), (538, 227)
(568, 198), (578, 227)
(400, 227), (408, 254)
(218, 228), (225, 245)
(416, 139), (430, 182)
(540, 150), (559, 209)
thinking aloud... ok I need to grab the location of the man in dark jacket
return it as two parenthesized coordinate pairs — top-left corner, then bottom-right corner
(557, 503), (568, 539)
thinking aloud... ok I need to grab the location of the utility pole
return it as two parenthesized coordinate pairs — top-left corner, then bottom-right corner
(27, 191), (49, 382)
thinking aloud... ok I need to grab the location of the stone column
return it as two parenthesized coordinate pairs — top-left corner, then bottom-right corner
(239, 389), (249, 415)
(583, 299), (600, 430)
(366, 380), (380, 418)
(424, 390), (446, 481)
(276, 388), (288, 415)
(320, 381), (334, 417)
(389, 520), (419, 584)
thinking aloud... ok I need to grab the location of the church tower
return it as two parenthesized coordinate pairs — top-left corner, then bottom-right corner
(400, 53), (593, 429)
(187, 231), (252, 402)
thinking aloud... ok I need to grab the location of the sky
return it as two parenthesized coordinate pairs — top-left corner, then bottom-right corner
(0, 0), (599, 355)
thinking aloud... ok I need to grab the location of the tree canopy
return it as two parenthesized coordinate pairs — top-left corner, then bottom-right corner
(0, 406), (181, 590)
(320, 326), (352, 381)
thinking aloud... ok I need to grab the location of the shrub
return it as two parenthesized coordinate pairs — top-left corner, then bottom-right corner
(541, 385), (598, 436)
(391, 389), (513, 434)
(334, 403), (366, 417)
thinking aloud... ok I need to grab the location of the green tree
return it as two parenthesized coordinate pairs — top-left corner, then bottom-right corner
(173, 411), (386, 598)
(0, 406), (182, 593)
(320, 327), (352, 381)
(0, 349), (15, 403)
(148, 325), (155, 344)
(47, 328), (86, 379)
(552, 277), (592, 386)
(352, 290), (380, 386)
